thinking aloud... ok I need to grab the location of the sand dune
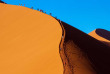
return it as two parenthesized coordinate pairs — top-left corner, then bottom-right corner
(0, 3), (63, 74)
(58, 20), (96, 74)
(1, 3), (110, 74)
(89, 29), (110, 46)
(60, 21), (110, 74)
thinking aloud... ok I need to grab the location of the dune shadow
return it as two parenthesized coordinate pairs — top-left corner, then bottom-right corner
(62, 21), (110, 74)
(95, 29), (110, 41)
(101, 41), (110, 47)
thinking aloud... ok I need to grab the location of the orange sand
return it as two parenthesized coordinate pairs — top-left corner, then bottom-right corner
(59, 21), (96, 74)
(64, 41), (96, 74)
(0, 3), (63, 74)
(61, 22), (110, 74)
(1, 3), (110, 74)
(89, 29), (110, 46)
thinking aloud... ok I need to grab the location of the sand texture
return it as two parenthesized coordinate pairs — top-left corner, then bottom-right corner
(1, 3), (110, 74)
(60, 22), (110, 74)
(0, 3), (63, 74)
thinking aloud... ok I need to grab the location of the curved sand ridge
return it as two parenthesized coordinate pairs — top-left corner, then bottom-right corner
(0, 3), (63, 74)
(59, 21), (96, 74)
(89, 29), (110, 46)
(1, 3), (110, 74)
(95, 29), (110, 40)
(59, 21), (110, 74)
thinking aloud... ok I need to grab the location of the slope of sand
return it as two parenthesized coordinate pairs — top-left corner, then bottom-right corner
(89, 29), (110, 46)
(1, 3), (110, 74)
(60, 21), (110, 74)
(0, 3), (63, 74)
(58, 20), (96, 74)
(59, 21), (96, 74)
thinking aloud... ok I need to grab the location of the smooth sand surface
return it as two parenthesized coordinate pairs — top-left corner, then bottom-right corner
(89, 29), (110, 46)
(0, 3), (63, 74)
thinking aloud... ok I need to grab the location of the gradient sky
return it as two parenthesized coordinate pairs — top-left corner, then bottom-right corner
(2, 0), (110, 33)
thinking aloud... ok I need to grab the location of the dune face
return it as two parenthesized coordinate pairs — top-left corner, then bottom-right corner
(89, 29), (110, 46)
(60, 22), (110, 74)
(0, 3), (63, 74)
(1, 3), (110, 74)
(95, 29), (110, 40)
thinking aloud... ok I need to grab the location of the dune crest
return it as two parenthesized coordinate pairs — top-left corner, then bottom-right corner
(1, 3), (110, 74)
(89, 29), (110, 46)
(0, 3), (63, 74)
(59, 21), (110, 74)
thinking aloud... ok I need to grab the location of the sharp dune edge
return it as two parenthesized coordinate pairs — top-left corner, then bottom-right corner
(59, 21), (96, 74)
(0, 3), (63, 74)
(61, 22), (110, 74)
(1, 3), (110, 74)
(89, 29), (110, 46)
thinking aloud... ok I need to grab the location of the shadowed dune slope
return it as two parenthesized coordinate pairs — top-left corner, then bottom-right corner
(0, 3), (63, 74)
(61, 21), (110, 74)
(95, 29), (110, 40)
(89, 29), (110, 46)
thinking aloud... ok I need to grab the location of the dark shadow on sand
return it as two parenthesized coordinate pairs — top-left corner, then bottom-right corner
(62, 21), (110, 74)
(96, 29), (110, 41)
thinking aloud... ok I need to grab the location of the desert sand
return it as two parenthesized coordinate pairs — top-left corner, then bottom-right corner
(60, 22), (97, 74)
(89, 29), (110, 46)
(0, 3), (63, 74)
(1, 3), (110, 74)
(61, 22), (110, 74)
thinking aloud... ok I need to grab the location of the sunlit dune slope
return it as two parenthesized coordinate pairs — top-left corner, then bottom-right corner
(60, 22), (110, 74)
(0, 3), (63, 74)
(89, 29), (110, 46)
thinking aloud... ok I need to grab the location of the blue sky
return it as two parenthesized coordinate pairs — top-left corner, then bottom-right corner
(2, 0), (110, 33)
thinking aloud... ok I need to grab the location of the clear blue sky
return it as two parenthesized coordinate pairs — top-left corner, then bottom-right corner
(2, 0), (110, 33)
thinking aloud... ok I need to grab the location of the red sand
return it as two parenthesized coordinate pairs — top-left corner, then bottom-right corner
(59, 21), (97, 74)
(0, 3), (63, 74)
(89, 29), (110, 46)
(61, 21), (110, 74)
(1, 3), (110, 74)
